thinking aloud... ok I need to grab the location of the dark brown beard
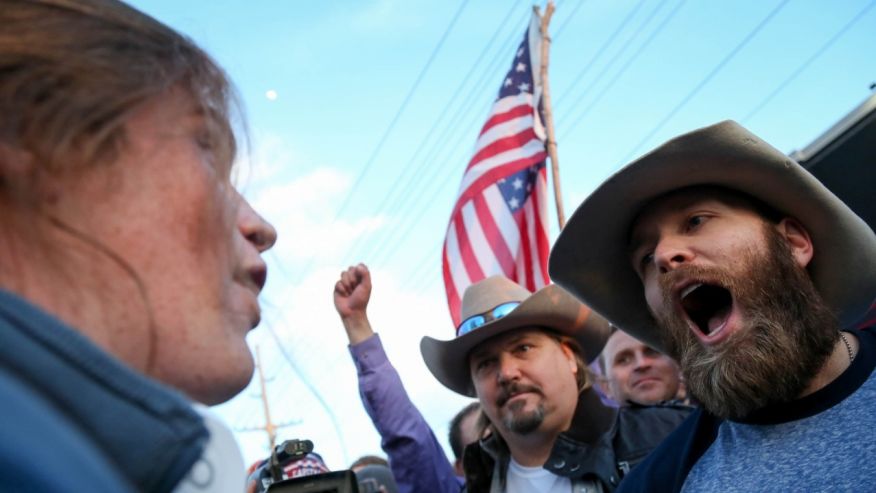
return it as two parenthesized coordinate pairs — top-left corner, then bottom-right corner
(655, 224), (839, 420)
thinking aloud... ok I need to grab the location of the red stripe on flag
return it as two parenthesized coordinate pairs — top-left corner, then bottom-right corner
(518, 209), (535, 292)
(467, 128), (541, 171)
(473, 193), (516, 275)
(442, 242), (462, 326)
(454, 212), (486, 282)
(451, 151), (547, 219)
(532, 171), (550, 285)
(478, 103), (534, 138)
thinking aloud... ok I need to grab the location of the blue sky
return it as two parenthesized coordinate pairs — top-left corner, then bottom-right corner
(130, 0), (875, 469)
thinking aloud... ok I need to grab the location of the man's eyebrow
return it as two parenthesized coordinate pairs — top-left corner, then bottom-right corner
(613, 348), (632, 362)
(469, 347), (492, 362)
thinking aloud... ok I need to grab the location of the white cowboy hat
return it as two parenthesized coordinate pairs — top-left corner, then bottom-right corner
(420, 276), (610, 396)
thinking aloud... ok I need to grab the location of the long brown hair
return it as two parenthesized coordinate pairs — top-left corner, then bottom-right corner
(0, 0), (238, 173)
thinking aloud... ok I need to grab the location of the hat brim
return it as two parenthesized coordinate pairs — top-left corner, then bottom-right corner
(420, 284), (610, 397)
(549, 120), (876, 353)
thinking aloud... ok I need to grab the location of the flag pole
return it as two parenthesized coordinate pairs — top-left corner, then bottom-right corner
(537, 1), (566, 229)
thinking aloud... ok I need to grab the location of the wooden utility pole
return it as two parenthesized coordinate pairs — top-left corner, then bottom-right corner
(237, 346), (299, 452)
(536, 1), (566, 229)
(255, 346), (278, 450)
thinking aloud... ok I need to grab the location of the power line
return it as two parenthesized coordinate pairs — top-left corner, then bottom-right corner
(742, 0), (876, 124)
(291, 0), (471, 285)
(557, 0), (671, 130)
(554, 0), (649, 108)
(615, 0), (792, 166)
(338, 0), (526, 266)
(331, 0), (470, 220)
(348, 12), (532, 268)
(264, 324), (350, 465)
(560, 0), (686, 140)
(553, 0), (590, 41)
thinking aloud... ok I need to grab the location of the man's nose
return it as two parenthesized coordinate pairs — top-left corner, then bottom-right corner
(633, 352), (652, 371)
(237, 196), (277, 253)
(496, 354), (521, 383)
(653, 236), (694, 274)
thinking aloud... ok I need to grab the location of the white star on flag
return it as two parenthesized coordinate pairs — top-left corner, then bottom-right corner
(518, 82), (530, 92)
(516, 62), (526, 72)
(512, 178), (523, 190)
(504, 78), (512, 87)
(517, 47), (524, 58)
(509, 197), (520, 210)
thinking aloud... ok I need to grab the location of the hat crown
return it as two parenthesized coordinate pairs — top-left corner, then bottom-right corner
(460, 276), (531, 322)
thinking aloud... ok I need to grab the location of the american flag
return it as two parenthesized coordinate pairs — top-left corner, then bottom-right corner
(442, 13), (550, 326)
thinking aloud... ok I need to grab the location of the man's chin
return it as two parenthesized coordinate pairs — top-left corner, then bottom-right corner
(502, 406), (545, 435)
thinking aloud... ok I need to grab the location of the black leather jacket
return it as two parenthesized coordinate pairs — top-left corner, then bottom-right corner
(462, 390), (691, 493)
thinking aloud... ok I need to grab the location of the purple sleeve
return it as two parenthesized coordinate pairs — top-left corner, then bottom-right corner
(349, 334), (464, 493)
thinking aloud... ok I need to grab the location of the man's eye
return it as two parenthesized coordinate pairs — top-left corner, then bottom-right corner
(687, 215), (706, 229)
(639, 251), (654, 268)
(475, 358), (494, 372)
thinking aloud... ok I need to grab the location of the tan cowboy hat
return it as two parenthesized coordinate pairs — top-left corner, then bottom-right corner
(549, 120), (876, 353)
(420, 276), (611, 397)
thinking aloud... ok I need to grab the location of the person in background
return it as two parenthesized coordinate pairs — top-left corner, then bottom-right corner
(599, 327), (686, 406)
(0, 0), (276, 491)
(550, 120), (876, 492)
(447, 401), (483, 476)
(350, 455), (391, 472)
(351, 455), (400, 493)
(355, 464), (400, 493)
(333, 263), (463, 493)
(420, 276), (690, 492)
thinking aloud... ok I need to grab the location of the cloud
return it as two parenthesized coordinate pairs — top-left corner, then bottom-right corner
(215, 130), (467, 470)
(234, 132), (389, 266)
(219, 261), (469, 469)
(253, 168), (387, 264)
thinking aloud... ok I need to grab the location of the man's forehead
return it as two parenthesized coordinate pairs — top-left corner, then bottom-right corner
(468, 327), (548, 358)
(628, 186), (761, 245)
(604, 330), (644, 355)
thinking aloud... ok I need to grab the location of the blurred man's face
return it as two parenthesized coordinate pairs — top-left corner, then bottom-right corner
(602, 330), (680, 405)
(469, 329), (579, 439)
(452, 406), (482, 476)
(628, 189), (837, 419)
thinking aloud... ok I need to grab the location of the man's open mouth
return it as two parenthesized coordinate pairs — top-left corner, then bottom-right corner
(679, 282), (733, 337)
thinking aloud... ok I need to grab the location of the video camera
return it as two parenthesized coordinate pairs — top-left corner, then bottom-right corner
(251, 439), (358, 493)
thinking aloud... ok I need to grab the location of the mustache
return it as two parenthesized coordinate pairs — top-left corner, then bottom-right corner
(496, 382), (543, 407)
(657, 264), (732, 304)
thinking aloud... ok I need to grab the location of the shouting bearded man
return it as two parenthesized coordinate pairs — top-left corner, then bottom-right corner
(549, 120), (876, 492)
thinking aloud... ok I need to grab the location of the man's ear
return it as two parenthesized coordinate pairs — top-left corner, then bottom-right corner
(776, 217), (814, 268)
(559, 342), (577, 374)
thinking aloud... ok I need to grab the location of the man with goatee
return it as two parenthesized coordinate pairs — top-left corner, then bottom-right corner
(549, 120), (876, 492)
(420, 276), (690, 492)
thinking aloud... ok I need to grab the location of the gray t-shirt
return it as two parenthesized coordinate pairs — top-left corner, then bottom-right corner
(683, 333), (876, 492)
